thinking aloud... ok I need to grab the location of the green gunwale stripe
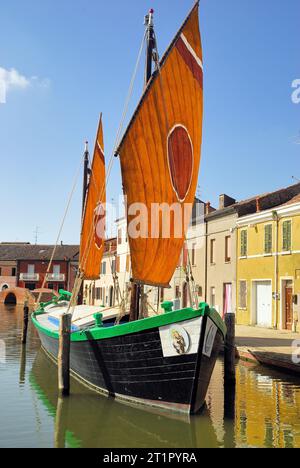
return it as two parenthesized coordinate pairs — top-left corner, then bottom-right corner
(32, 302), (226, 342)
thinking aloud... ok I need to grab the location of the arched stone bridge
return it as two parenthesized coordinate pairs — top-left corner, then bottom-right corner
(0, 288), (35, 306)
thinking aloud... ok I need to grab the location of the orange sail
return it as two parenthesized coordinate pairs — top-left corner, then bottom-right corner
(117, 2), (203, 287)
(80, 114), (106, 280)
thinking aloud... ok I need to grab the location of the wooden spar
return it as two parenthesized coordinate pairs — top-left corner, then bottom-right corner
(58, 313), (72, 396)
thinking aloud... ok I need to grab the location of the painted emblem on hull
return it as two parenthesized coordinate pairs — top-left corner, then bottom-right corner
(167, 125), (194, 202)
(169, 325), (190, 355)
(94, 202), (105, 250)
(159, 317), (202, 358)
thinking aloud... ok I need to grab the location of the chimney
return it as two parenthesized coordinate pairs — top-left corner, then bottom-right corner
(219, 194), (236, 210)
(256, 197), (261, 213)
(205, 202), (211, 215)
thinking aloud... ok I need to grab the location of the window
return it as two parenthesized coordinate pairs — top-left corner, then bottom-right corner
(58, 283), (64, 291)
(264, 224), (273, 254)
(210, 287), (216, 307)
(101, 262), (106, 275)
(28, 265), (35, 274)
(11, 268), (16, 277)
(116, 256), (120, 273)
(183, 243), (188, 268)
(191, 244), (196, 266)
(111, 259), (116, 274)
(0, 268), (2, 276)
(225, 236), (231, 263)
(210, 239), (216, 265)
(240, 230), (248, 257)
(25, 283), (36, 291)
(282, 220), (292, 251)
(53, 265), (60, 275)
(126, 255), (130, 273)
(175, 286), (180, 299)
(239, 281), (247, 309)
(118, 229), (122, 245)
(95, 288), (101, 300)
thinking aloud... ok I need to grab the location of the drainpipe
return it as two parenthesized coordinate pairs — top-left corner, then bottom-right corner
(273, 211), (279, 329)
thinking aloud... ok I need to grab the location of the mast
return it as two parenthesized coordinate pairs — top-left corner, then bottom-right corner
(82, 141), (90, 217)
(79, 141), (90, 305)
(144, 9), (155, 86)
(129, 9), (156, 322)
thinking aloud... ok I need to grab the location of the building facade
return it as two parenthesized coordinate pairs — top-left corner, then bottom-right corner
(83, 183), (300, 329)
(236, 195), (300, 332)
(205, 197), (237, 317)
(0, 260), (17, 291)
(0, 243), (79, 293)
(84, 238), (118, 307)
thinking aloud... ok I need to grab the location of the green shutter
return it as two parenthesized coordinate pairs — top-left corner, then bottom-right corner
(241, 230), (247, 257)
(283, 221), (291, 251)
(264, 225), (272, 254)
(239, 281), (247, 308)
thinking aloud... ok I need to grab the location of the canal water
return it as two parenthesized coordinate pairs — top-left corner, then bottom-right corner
(0, 304), (300, 448)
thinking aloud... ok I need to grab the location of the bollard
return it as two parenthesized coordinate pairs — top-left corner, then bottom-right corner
(21, 301), (29, 345)
(58, 313), (72, 396)
(224, 313), (236, 382)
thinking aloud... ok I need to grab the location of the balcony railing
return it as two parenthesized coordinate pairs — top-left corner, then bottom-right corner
(46, 273), (65, 282)
(19, 273), (40, 282)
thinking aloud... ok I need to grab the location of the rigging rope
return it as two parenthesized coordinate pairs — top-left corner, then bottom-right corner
(37, 154), (84, 305)
(68, 29), (148, 314)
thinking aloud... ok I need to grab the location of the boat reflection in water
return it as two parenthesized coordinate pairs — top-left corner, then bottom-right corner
(29, 349), (300, 448)
(30, 350), (220, 448)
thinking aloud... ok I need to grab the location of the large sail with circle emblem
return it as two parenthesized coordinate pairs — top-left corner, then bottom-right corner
(116, 2), (203, 287)
(80, 114), (106, 280)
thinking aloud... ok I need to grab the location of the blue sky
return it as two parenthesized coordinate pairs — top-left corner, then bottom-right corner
(0, 0), (299, 244)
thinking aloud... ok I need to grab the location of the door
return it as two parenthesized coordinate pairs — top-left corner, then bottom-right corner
(223, 283), (233, 318)
(256, 281), (272, 327)
(285, 287), (293, 330)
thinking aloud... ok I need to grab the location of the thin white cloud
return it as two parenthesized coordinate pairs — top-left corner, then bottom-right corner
(0, 66), (50, 103)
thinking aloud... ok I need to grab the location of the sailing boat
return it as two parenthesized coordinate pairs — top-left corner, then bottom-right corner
(32, 1), (226, 415)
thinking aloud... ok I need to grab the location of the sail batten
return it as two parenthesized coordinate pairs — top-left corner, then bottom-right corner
(119, 2), (203, 287)
(80, 115), (106, 280)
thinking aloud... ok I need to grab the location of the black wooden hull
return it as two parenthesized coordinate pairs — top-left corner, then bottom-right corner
(35, 314), (223, 414)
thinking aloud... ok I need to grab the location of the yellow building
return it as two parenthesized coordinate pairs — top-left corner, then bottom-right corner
(236, 194), (300, 331)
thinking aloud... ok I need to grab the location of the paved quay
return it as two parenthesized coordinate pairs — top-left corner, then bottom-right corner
(235, 325), (300, 375)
